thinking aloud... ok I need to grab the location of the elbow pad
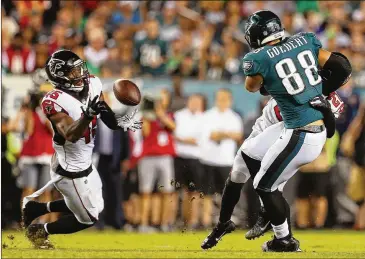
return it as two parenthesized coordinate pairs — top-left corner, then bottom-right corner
(99, 101), (119, 130)
(321, 52), (352, 96)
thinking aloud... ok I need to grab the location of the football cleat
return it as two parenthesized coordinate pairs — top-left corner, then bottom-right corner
(22, 201), (47, 228)
(201, 220), (236, 250)
(245, 206), (272, 240)
(262, 235), (301, 252)
(26, 224), (54, 249)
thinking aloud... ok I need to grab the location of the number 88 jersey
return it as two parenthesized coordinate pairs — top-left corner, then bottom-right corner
(243, 32), (324, 129)
(41, 76), (103, 172)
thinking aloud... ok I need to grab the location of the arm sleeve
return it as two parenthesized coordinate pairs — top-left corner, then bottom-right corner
(99, 101), (119, 130)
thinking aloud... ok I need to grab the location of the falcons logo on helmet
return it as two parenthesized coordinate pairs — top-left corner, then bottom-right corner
(48, 58), (65, 76)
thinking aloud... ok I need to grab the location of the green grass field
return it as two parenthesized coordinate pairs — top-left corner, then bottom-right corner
(2, 229), (365, 258)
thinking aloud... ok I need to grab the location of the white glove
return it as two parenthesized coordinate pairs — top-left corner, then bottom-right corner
(116, 109), (142, 132)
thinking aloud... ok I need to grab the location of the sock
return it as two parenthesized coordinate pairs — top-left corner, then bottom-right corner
(48, 200), (72, 213)
(46, 214), (93, 234)
(283, 195), (292, 235)
(219, 178), (243, 223)
(272, 219), (290, 239)
(256, 189), (287, 226)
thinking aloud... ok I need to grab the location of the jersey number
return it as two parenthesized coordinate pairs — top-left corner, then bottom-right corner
(46, 90), (63, 100)
(275, 50), (321, 95)
(83, 116), (97, 144)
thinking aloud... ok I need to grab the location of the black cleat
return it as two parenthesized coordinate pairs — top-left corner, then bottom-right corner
(262, 235), (301, 252)
(245, 207), (272, 240)
(26, 224), (54, 249)
(22, 201), (47, 228)
(201, 220), (236, 250)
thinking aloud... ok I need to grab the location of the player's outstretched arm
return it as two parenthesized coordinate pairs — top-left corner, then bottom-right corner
(97, 92), (142, 132)
(318, 49), (352, 96)
(49, 112), (93, 143)
(98, 92), (119, 130)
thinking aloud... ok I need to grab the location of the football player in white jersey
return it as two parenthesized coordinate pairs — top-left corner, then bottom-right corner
(202, 91), (344, 250)
(22, 49), (142, 248)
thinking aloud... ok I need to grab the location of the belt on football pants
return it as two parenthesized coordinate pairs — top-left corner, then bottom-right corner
(55, 164), (93, 179)
(295, 125), (325, 133)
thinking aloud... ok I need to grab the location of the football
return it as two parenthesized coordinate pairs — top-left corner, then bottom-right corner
(112, 79), (141, 106)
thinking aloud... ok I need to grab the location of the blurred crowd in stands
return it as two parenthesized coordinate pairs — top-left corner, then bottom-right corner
(1, 0), (365, 232)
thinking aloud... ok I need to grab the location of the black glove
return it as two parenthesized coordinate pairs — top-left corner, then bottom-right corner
(259, 86), (269, 96)
(309, 95), (336, 138)
(81, 95), (102, 120)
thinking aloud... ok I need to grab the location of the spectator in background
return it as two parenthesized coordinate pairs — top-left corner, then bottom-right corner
(336, 78), (361, 138)
(101, 40), (136, 78)
(1, 117), (22, 229)
(78, 0), (99, 17)
(84, 27), (109, 75)
(199, 89), (243, 227)
(341, 103), (365, 230)
(34, 35), (49, 69)
(16, 91), (53, 223)
(157, 2), (181, 42)
(94, 119), (129, 230)
(15, 0), (45, 29)
(123, 117), (143, 231)
(174, 94), (205, 229)
(48, 23), (67, 54)
(2, 32), (36, 74)
(138, 90), (176, 232)
(296, 142), (334, 229)
(109, 1), (142, 32)
(351, 51), (365, 89)
(222, 38), (243, 84)
(100, 47), (122, 78)
(62, 29), (80, 51)
(2, 7), (19, 47)
(205, 46), (224, 81)
(135, 19), (168, 76)
(169, 68), (187, 112)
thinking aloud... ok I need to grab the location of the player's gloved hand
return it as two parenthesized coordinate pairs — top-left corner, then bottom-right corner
(309, 95), (335, 138)
(81, 95), (102, 120)
(116, 109), (143, 132)
(326, 92), (345, 119)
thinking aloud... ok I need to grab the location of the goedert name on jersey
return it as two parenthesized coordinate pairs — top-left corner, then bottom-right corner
(41, 76), (103, 172)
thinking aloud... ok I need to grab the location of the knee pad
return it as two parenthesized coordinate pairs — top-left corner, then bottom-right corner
(230, 169), (250, 184)
(230, 151), (251, 184)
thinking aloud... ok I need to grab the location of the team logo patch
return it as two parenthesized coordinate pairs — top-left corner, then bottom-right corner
(243, 60), (254, 72)
(45, 104), (54, 114)
(48, 58), (65, 75)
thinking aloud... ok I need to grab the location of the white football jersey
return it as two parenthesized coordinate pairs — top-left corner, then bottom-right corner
(249, 98), (281, 140)
(41, 76), (103, 172)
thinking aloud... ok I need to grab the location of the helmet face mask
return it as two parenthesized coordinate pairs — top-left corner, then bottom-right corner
(45, 50), (89, 92)
(244, 10), (284, 50)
